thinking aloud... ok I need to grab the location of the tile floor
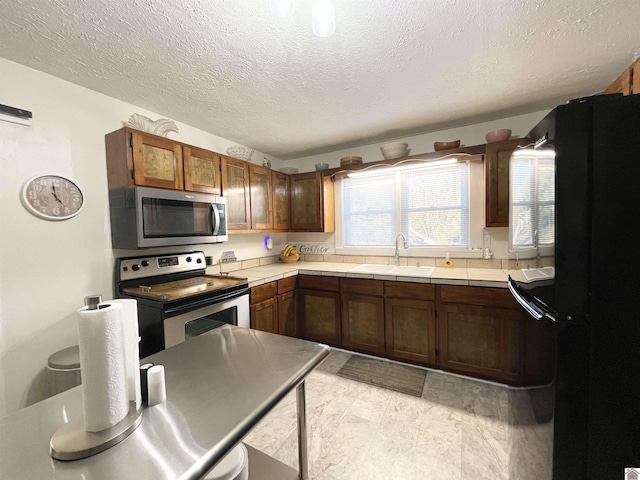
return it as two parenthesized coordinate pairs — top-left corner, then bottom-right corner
(244, 349), (553, 480)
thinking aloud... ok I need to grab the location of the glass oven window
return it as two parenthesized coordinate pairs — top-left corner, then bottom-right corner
(184, 307), (237, 340)
(142, 197), (213, 237)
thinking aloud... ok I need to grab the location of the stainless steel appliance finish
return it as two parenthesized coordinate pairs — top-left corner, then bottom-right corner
(115, 251), (249, 357)
(109, 186), (228, 249)
(0, 326), (331, 479)
(163, 294), (249, 349)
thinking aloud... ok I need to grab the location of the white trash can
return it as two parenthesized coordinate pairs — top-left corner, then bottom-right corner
(204, 443), (248, 480)
(46, 345), (81, 397)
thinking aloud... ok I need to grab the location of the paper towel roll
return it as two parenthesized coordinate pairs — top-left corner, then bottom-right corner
(77, 303), (129, 432)
(108, 299), (142, 409)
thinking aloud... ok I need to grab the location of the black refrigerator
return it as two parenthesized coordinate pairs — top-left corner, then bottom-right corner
(508, 93), (640, 479)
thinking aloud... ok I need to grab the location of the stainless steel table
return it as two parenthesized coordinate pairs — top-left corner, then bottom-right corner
(0, 326), (330, 479)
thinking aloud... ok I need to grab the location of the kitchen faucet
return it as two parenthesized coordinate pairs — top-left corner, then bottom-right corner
(394, 233), (408, 266)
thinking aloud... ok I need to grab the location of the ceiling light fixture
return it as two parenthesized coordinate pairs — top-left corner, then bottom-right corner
(270, 0), (295, 18)
(312, 0), (335, 37)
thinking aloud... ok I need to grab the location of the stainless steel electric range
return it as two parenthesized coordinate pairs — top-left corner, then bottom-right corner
(115, 251), (249, 358)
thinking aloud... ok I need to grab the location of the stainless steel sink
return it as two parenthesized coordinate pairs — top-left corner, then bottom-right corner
(349, 264), (436, 277)
(521, 266), (555, 281)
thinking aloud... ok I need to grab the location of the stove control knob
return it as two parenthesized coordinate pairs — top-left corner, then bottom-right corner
(196, 258), (202, 264)
(186, 256), (192, 262)
(141, 260), (149, 267)
(132, 264), (140, 271)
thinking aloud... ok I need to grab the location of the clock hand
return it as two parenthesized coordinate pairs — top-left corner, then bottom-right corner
(51, 186), (64, 204)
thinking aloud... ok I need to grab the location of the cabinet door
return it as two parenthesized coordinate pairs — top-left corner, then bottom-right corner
(604, 66), (632, 95)
(221, 156), (251, 231)
(249, 164), (273, 230)
(272, 171), (290, 231)
(131, 130), (184, 189)
(183, 146), (221, 194)
(290, 172), (334, 232)
(633, 58), (640, 95)
(485, 138), (520, 227)
(299, 289), (341, 344)
(250, 297), (278, 334)
(385, 298), (436, 365)
(278, 290), (298, 337)
(438, 303), (522, 381)
(341, 293), (385, 354)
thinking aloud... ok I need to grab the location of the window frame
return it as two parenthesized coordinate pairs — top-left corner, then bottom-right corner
(335, 159), (484, 257)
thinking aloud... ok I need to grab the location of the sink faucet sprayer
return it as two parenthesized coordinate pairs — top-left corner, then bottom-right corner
(394, 233), (408, 266)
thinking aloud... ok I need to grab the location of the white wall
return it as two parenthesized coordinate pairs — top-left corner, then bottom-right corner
(0, 58), (281, 418)
(287, 110), (549, 172)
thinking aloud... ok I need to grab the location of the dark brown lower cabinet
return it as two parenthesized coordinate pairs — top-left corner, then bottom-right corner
(250, 297), (278, 334)
(298, 275), (341, 345)
(437, 285), (553, 385)
(384, 281), (437, 365)
(250, 276), (298, 336)
(250, 281), (278, 333)
(341, 293), (385, 354)
(340, 278), (384, 354)
(385, 298), (436, 365)
(278, 290), (298, 337)
(250, 275), (552, 386)
(437, 303), (522, 381)
(299, 289), (341, 344)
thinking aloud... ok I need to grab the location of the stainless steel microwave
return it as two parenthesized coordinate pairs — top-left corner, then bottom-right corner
(108, 186), (227, 248)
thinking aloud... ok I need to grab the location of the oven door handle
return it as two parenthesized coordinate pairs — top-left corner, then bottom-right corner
(211, 204), (220, 236)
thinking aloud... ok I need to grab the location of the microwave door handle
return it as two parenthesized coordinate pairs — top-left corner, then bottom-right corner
(508, 275), (557, 322)
(211, 205), (220, 236)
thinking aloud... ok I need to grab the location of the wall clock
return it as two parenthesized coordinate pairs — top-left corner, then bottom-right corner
(21, 175), (84, 220)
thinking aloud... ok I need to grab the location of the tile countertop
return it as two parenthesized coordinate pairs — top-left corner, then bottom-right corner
(212, 261), (532, 289)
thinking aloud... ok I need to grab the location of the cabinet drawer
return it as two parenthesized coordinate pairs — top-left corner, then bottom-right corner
(341, 278), (384, 296)
(384, 281), (435, 301)
(278, 276), (297, 294)
(439, 285), (517, 309)
(251, 281), (277, 304)
(298, 275), (340, 292)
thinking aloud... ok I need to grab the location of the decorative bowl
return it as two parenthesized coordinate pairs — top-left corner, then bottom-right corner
(315, 163), (330, 171)
(380, 142), (409, 159)
(485, 129), (512, 143)
(340, 156), (363, 166)
(434, 140), (461, 151)
(381, 142), (408, 150)
(280, 254), (300, 263)
(226, 146), (254, 161)
(278, 167), (299, 174)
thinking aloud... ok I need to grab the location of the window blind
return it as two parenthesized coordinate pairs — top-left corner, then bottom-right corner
(342, 162), (470, 247)
(400, 163), (469, 246)
(343, 174), (396, 245)
(510, 150), (555, 248)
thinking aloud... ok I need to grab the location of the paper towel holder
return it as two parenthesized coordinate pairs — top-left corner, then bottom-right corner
(50, 401), (143, 461)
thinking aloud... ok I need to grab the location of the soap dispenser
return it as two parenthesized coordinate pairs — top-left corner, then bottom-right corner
(444, 252), (453, 269)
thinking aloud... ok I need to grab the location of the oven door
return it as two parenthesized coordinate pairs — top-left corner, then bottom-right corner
(163, 292), (249, 349)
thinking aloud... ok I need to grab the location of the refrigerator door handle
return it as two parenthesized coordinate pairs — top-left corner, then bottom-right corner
(508, 275), (557, 322)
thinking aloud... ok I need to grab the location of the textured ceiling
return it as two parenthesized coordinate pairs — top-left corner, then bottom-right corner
(1, 0), (639, 159)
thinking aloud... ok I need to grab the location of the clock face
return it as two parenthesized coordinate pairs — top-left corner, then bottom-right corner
(21, 175), (84, 220)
